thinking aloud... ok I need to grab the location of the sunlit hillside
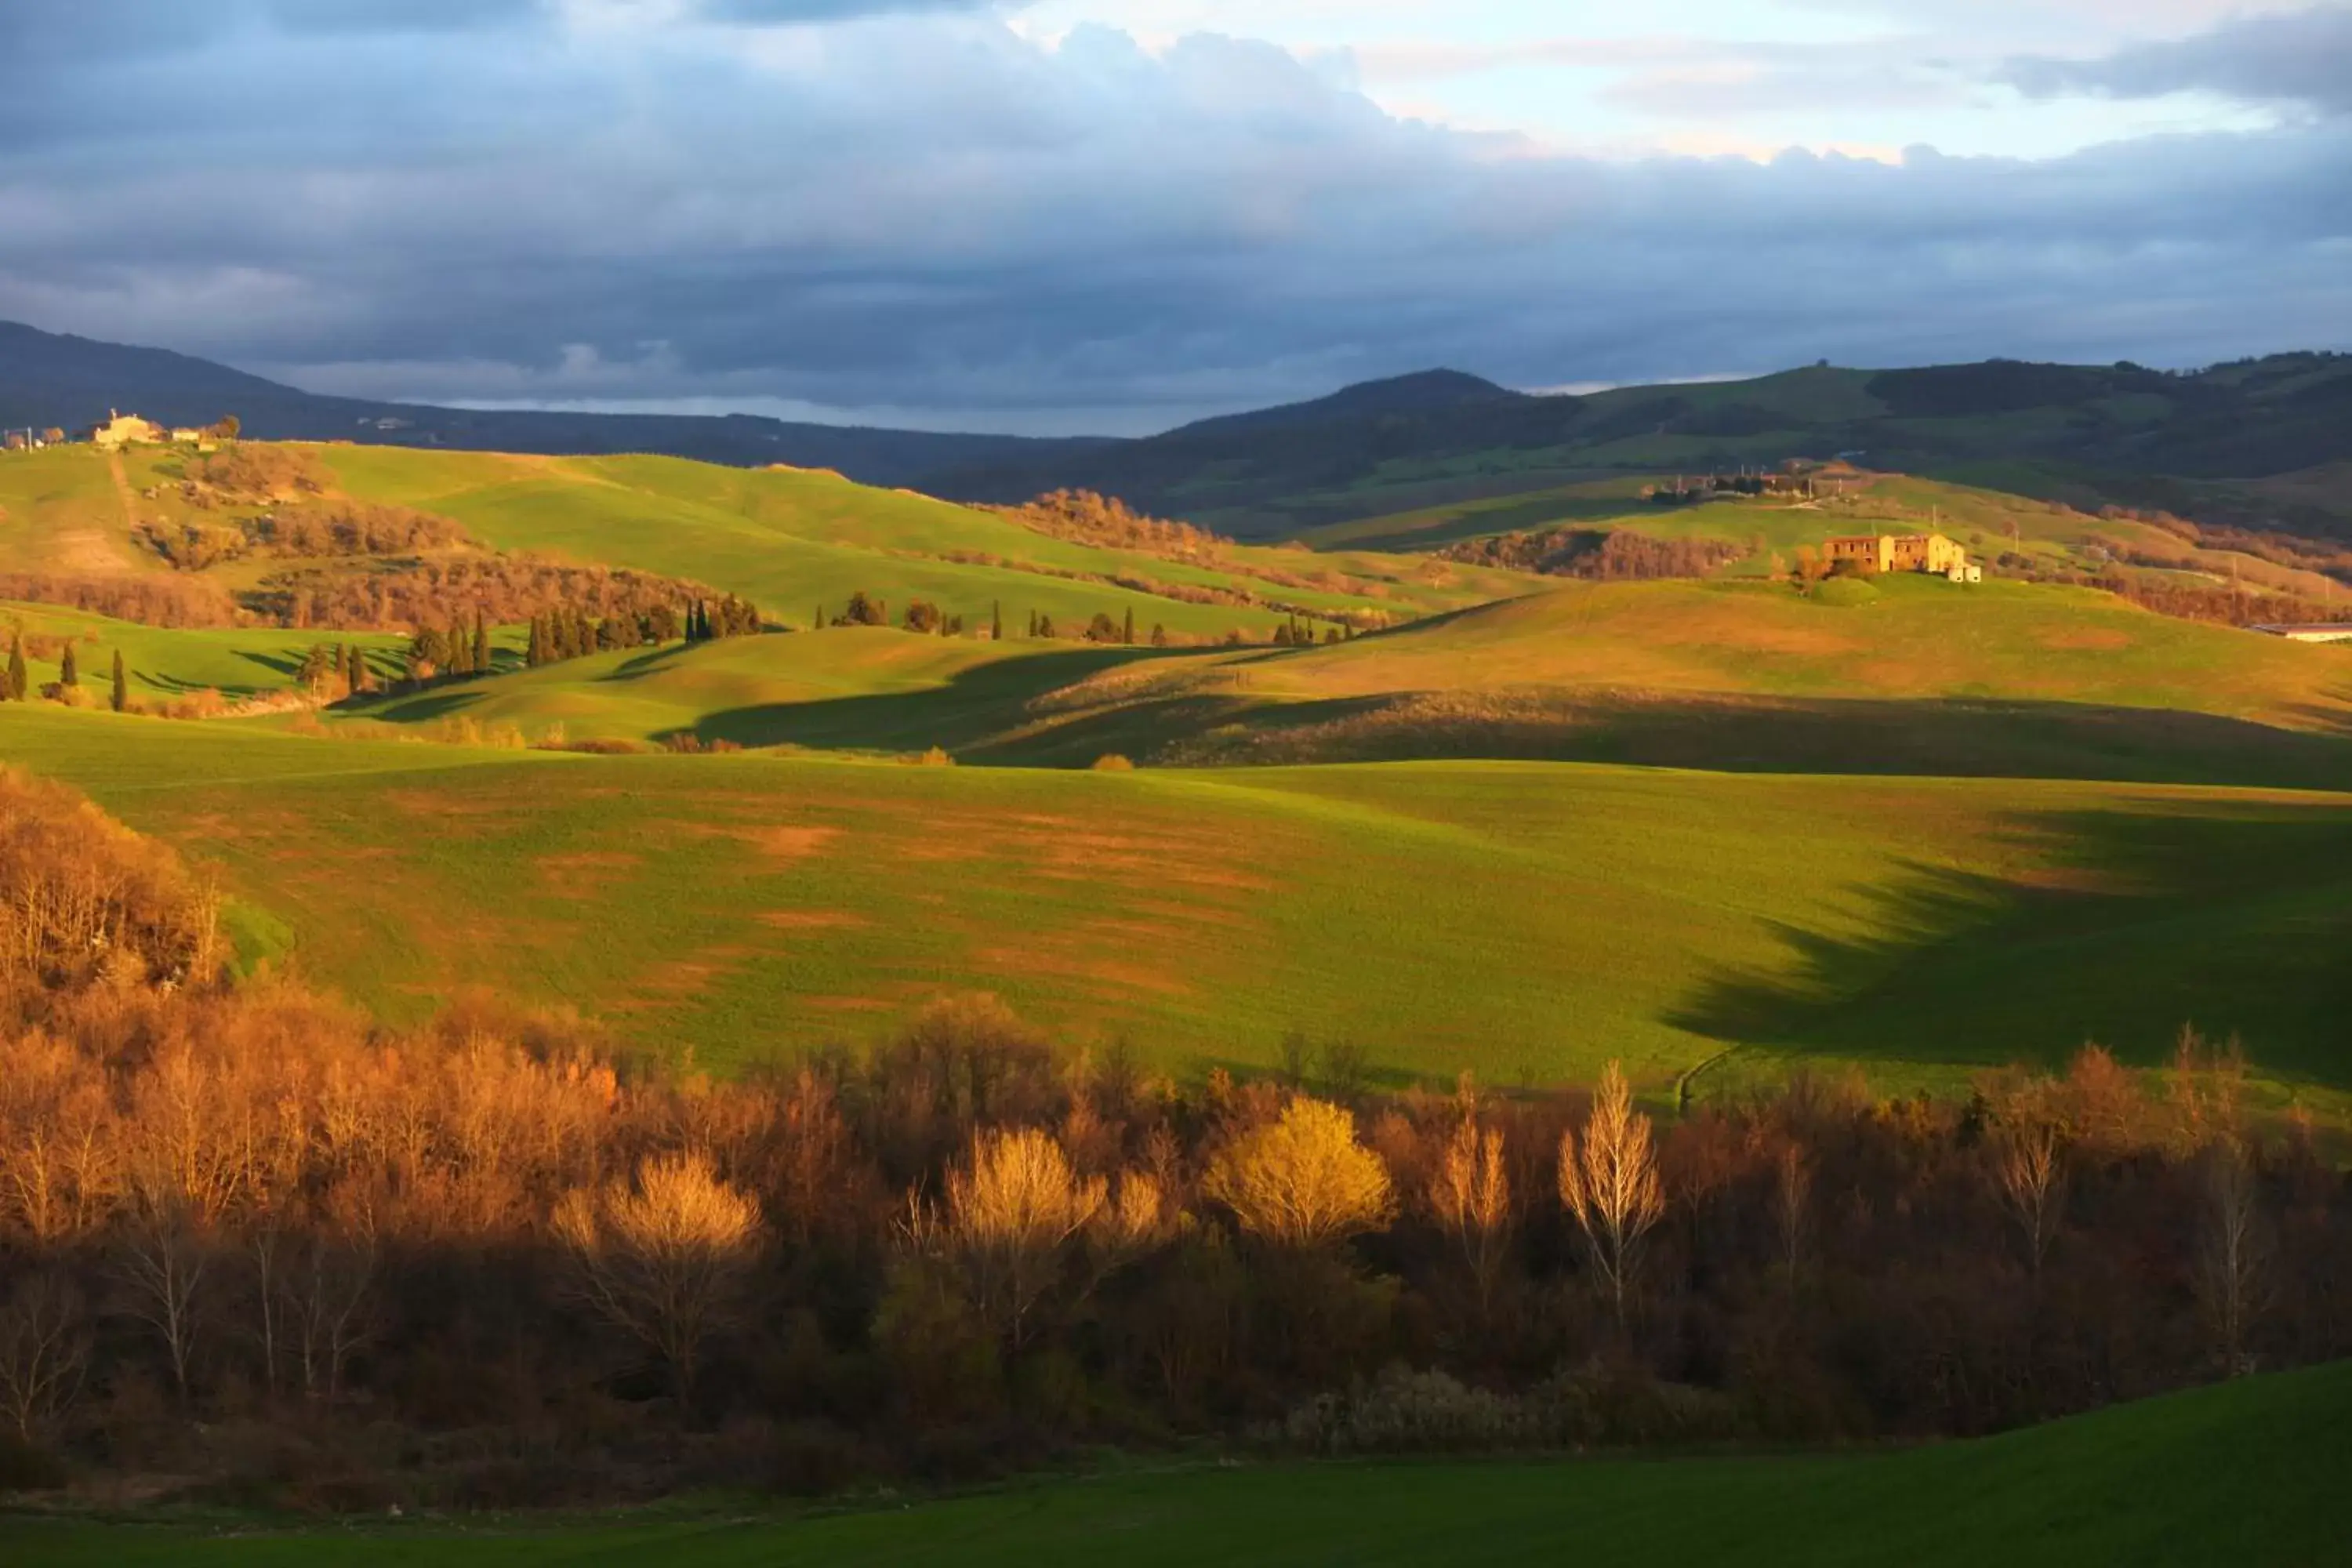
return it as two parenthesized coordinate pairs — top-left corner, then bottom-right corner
(0, 441), (1533, 644)
(9, 699), (2352, 1110)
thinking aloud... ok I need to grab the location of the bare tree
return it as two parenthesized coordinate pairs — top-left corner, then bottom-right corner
(1558, 1062), (1667, 1332)
(554, 1150), (761, 1399)
(114, 1192), (211, 1407)
(2194, 1137), (2269, 1375)
(1993, 1120), (2067, 1286)
(245, 1220), (288, 1399)
(913, 1126), (1105, 1348)
(1430, 1112), (1512, 1319)
(284, 1229), (377, 1404)
(0, 1271), (91, 1441)
(1770, 1138), (1811, 1290)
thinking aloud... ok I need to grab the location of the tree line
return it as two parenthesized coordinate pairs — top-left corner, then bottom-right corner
(1439, 528), (1744, 582)
(520, 595), (763, 671)
(2, 631), (132, 713)
(818, 590), (1355, 649)
(1, 769), (2344, 1506)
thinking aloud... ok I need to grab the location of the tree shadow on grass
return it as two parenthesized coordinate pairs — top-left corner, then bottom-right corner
(1667, 797), (2352, 1088)
(678, 644), (1212, 757)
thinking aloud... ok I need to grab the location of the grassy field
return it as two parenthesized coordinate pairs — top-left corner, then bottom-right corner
(1, 598), (416, 701)
(7, 1359), (2344, 1566)
(1243, 575), (2352, 722)
(8, 702), (2352, 1106)
(977, 575), (2352, 786)
(330, 626), (1134, 752)
(263, 572), (2352, 786)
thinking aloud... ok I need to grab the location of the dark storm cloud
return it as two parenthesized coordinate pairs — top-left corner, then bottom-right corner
(2003, 5), (2352, 117)
(2, 9), (2347, 433)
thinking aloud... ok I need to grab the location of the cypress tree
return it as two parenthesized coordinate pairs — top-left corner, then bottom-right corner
(111, 648), (127, 712)
(60, 642), (78, 688)
(815, 603), (824, 631)
(1123, 606), (1134, 645)
(473, 615), (490, 674)
(991, 601), (1003, 641)
(4, 634), (22, 701)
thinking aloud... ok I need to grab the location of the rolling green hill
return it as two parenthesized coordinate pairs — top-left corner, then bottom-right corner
(0, 441), (1530, 648)
(1310, 467), (2351, 602)
(0, 598), (416, 702)
(9, 1360), (2346, 1566)
(8, 702), (2352, 1109)
(978, 575), (2352, 786)
(246, 564), (2352, 786)
(332, 626), (1135, 752)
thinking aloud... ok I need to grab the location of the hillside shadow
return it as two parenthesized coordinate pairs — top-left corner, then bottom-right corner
(1667, 798), (2352, 1086)
(1167, 690), (2352, 791)
(680, 644), (1220, 757)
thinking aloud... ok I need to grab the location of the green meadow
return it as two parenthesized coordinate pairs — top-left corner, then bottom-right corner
(8, 701), (2352, 1110)
(1, 599), (416, 701)
(6, 1359), (2344, 1566)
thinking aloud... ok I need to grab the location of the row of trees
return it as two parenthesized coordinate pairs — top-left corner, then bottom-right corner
(1, 634), (129, 712)
(1441, 528), (1744, 582)
(254, 559), (725, 637)
(1, 771), (2344, 1506)
(521, 596), (764, 671)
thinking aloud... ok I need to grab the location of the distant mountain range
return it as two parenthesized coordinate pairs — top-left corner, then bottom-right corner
(5, 319), (2349, 540)
(0, 321), (1103, 488)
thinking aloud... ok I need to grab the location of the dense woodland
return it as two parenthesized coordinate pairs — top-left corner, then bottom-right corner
(0, 767), (2343, 1505)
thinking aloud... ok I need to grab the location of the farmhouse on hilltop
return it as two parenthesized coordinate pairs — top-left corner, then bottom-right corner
(1824, 531), (1978, 581)
(87, 409), (166, 448)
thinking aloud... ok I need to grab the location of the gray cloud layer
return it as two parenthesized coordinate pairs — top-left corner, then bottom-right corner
(2, 5), (2348, 433)
(2004, 5), (2352, 116)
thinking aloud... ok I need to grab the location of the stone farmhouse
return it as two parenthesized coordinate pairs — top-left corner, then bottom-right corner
(85, 412), (218, 451)
(88, 410), (168, 448)
(1823, 532), (1979, 582)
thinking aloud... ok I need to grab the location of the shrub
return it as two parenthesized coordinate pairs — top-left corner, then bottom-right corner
(1090, 753), (1135, 771)
(1813, 576), (1880, 607)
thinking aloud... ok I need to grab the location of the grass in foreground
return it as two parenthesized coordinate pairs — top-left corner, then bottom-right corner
(5, 1360), (2345, 1566)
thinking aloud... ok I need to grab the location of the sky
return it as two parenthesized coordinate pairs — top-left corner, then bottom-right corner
(1, 1), (2347, 434)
